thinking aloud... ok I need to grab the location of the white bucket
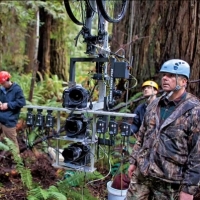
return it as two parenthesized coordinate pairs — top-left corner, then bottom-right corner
(107, 181), (127, 200)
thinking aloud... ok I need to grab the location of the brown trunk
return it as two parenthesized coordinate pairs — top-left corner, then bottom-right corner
(28, 60), (39, 102)
(112, 0), (200, 97)
(24, 20), (37, 73)
(37, 7), (52, 76)
(50, 19), (68, 81)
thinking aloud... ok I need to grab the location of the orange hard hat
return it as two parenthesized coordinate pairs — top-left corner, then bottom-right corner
(0, 71), (11, 84)
(142, 80), (158, 90)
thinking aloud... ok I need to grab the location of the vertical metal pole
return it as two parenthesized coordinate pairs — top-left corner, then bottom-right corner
(85, 4), (94, 54)
(55, 111), (61, 166)
(91, 114), (97, 171)
(98, 20), (108, 103)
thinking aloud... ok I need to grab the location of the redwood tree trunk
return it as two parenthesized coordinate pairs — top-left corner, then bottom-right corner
(112, 0), (200, 97)
(24, 20), (37, 73)
(50, 19), (68, 81)
(37, 7), (52, 76)
(37, 8), (68, 81)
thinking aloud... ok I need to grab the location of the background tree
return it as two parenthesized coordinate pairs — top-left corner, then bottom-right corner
(112, 0), (200, 97)
(0, 1), (70, 81)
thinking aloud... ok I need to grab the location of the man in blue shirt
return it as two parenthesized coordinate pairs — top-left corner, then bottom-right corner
(0, 71), (26, 153)
(131, 80), (158, 135)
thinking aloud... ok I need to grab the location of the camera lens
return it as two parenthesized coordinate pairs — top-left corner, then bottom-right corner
(63, 146), (82, 161)
(69, 89), (83, 103)
(65, 119), (83, 134)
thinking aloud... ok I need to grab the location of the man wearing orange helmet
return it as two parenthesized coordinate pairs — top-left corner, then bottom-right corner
(131, 80), (158, 135)
(0, 71), (26, 153)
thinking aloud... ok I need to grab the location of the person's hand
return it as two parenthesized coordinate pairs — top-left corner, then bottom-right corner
(0, 103), (8, 110)
(179, 191), (193, 200)
(128, 164), (136, 178)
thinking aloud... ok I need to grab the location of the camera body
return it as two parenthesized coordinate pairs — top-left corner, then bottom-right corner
(62, 85), (89, 109)
(62, 143), (90, 166)
(65, 114), (89, 138)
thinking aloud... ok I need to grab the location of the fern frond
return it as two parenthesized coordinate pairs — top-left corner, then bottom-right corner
(47, 192), (66, 200)
(27, 196), (39, 200)
(20, 168), (33, 190)
(47, 185), (59, 193)
(0, 142), (9, 151)
(28, 187), (48, 200)
(4, 137), (19, 157)
(4, 137), (33, 190)
(27, 129), (39, 147)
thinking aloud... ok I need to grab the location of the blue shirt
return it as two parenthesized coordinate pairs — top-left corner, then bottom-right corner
(131, 102), (147, 134)
(0, 83), (26, 127)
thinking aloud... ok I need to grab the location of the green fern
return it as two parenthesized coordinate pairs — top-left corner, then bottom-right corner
(47, 192), (66, 200)
(27, 128), (39, 147)
(54, 171), (103, 199)
(4, 137), (34, 190)
(0, 141), (9, 151)
(28, 186), (67, 200)
(27, 171), (102, 200)
(27, 187), (49, 200)
(20, 168), (34, 190)
(27, 196), (39, 200)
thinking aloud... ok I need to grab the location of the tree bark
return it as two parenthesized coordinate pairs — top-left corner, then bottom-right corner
(24, 20), (37, 73)
(112, 0), (200, 97)
(50, 19), (68, 81)
(37, 7), (52, 76)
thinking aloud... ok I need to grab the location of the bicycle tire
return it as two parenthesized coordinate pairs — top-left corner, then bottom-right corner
(96, 0), (128, 23)
(64, 0), (86, 25)
(86, 0), (97, 12)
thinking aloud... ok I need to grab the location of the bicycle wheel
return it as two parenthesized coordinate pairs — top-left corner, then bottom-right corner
(96, 0), (128, 23)
(64, 0), (86, 25)
(86, 0), (97, 12)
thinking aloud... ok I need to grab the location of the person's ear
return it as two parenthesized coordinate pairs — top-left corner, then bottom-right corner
(154, 89), (158, 95)
(181, 77), (187, 87)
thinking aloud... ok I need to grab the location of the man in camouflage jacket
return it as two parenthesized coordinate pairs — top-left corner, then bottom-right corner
(126, 59), (200, 200)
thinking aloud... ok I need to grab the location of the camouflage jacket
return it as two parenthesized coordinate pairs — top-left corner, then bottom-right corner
(129, 92), (200, 195)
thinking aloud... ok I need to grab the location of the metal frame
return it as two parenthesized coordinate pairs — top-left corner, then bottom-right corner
(69, 57), (109, 82)
(24, 105), (135, 172)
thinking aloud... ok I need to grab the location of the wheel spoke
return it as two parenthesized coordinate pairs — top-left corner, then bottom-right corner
(97, 0), (128, 23)
(64, 0), (86, 25)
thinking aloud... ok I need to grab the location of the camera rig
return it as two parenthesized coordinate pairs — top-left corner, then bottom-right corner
(24, 1), (135, 172)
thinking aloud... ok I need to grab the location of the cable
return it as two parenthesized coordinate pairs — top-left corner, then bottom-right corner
(85, 145), (111, 185)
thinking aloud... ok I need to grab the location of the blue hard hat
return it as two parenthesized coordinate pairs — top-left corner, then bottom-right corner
(159, 59), (190, 79)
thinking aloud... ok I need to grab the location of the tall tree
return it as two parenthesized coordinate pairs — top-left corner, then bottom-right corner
(50, 18), (67, 81)
(36, 1), (69, 81)
(37, 6), (52, 76)
(112, 0), (200, 97)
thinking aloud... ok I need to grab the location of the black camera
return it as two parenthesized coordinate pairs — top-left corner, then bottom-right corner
(62, 143), (90, 165)
(26, 108), (35, 127)
(62, 85), (89, 109)
(65, 114), (89, 138)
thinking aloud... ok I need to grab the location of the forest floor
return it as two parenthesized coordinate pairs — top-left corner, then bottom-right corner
(0, 136), (112, 200)
(0, 150), (112, 200)
(1, 135), (200, 200)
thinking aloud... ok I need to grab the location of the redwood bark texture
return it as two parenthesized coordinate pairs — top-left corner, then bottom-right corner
(24, 22), (37, 74)
(112, 0), (200, 96)
(37, 7), (52, 76)
(50, 19), (68, 81)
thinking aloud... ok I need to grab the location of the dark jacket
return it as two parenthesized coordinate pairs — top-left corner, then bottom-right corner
(129, 93), (200, 195)
(131, 103), (147, 134)
(0, 83), (26, 127)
